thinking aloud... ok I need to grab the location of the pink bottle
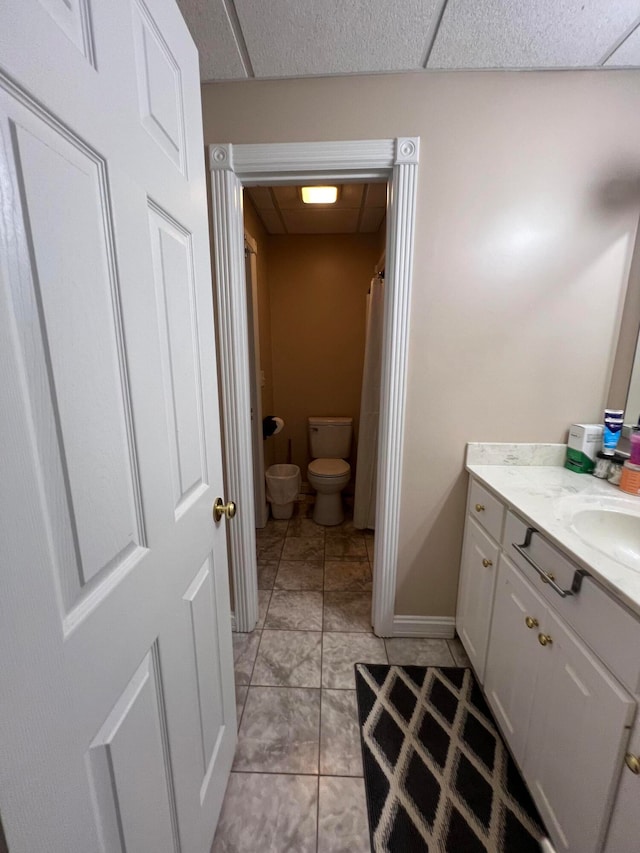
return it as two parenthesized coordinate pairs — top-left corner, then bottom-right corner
(630, 428), (640, 465)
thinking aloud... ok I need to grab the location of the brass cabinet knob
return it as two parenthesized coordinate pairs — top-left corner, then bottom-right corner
(538, 633), (553, 647)
(525, 616), (539, 629)
(475, 503), (485, 512)
(213, 498), (237, 523)
(625, 754), (640, 774)
(482, 558), (493, 568)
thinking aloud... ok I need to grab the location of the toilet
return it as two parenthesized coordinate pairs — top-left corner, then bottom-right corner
(307, 416), (353, 526)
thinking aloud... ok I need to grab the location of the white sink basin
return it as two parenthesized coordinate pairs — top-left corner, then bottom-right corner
(556, 494), (640, 572)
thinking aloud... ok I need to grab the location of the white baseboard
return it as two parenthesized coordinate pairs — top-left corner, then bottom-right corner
(392, 615), (456, 639)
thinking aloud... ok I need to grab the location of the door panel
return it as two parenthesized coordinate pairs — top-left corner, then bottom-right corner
(10, 108), (146, 607)
(132, 0), (186, 173)
(88, 646), (179, 853)
(37, 0), (95, 65)
(0, 1), (235, 850)
(148, 203), (208, 516)
(183, 558), (225, 772)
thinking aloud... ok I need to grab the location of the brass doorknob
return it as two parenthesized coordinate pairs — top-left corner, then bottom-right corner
(475, 503), (485, 512)
(482, 558), (493, 568)
(525, 616), (539, 629)
(213, 498), (237, 523)
(538, 633), (553, 647)
(625, 753), (640, 775)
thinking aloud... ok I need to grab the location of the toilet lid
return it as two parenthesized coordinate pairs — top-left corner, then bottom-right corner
(308, 458), (350, 477)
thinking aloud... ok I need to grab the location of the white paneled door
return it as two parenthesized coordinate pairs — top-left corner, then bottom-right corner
(0, 1), (236, 851)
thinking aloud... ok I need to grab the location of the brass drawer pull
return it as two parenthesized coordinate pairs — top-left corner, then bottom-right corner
(538, 633), (553, 647)
(625, 754), (640, 774)
(525, 616), (539, 629)
(482, 558), (493, 568)
(475, 503), (485, 512)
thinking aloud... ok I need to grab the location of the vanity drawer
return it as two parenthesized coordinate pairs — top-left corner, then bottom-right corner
(505, 510), (640, 693)
(468, 479), (505, 543)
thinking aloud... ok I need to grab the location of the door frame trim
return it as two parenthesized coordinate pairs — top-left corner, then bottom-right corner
(209, 138), (420, 636)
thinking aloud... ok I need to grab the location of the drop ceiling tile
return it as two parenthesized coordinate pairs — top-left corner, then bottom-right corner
(359, 208), (386, 233)
(246, 187), (275, 210)
(272, 185), (300, 207)
(177, 0), (248, 80)
(339, 184), (365, 208)
(606, 22), (640, 65)
(364, 182), (387, 207)
(428, 0), (640, 69)
(281, 209), (360, 234)
(256, 209), (286, 234)
(234, 0), (443, 77)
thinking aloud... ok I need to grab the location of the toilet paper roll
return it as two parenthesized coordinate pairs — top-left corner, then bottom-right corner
(272, 417), (285, 435)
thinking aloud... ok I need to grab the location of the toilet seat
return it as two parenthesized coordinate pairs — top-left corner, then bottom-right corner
(308, 458), (350, 477)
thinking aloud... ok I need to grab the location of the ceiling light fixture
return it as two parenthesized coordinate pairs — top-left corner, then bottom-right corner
(301, 186), (338, 204)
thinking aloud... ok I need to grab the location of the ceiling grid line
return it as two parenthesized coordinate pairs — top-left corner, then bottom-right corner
(420, 0), (450, 69)
(356, 185), (368, 233)
(268, 187), (289, 234)
(220, 0), (255, 77)
(599, 16), (640, 66)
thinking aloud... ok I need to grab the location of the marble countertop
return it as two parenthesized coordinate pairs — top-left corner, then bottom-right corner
(465, 443), (640, 617)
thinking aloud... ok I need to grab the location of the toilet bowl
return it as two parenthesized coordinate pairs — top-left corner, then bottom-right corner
(308, 458), (351, 526)
(307, 416), (353, 526)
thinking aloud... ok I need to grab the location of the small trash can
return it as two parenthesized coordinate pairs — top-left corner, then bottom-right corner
(265, 464), (301, 520)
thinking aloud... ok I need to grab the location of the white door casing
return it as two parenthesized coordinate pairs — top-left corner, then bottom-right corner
(0, 1), (236, 851)
(210, 138), (419, 636)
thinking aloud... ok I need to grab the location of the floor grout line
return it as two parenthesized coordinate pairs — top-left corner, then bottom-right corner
(228, 768), (365, 779)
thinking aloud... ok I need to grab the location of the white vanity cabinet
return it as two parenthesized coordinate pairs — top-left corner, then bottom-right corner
(486, 555), (634, 853)
(457, 474), (640, 853)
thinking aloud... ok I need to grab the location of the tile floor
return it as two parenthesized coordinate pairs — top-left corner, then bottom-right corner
(212, 498), (470, 853)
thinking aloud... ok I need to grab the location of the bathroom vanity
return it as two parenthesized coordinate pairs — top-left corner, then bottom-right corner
(456, 444), (640, 853)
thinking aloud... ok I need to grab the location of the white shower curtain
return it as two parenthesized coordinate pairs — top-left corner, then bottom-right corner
(354, 276), (384, 530)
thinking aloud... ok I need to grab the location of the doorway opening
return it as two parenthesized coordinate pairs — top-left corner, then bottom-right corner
(209, 139), (419, 636)
(242, 181), (386, 627)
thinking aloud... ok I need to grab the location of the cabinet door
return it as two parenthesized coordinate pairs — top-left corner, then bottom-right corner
(524, 608), (635, 853)
(484, 555), (546, 765)
(603, 713), (640, 853)
(456, 517), (500, 681)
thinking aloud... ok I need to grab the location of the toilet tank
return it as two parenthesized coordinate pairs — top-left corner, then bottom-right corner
(308, 417), (353, 458)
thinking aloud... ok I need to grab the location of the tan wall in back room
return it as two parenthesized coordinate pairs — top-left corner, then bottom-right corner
(243, 194), (276, 470)
(267, 233), (380, 476)
(202, 70), (640, 619)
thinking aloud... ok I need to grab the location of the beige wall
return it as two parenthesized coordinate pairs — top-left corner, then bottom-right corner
(202, 70), (640, 618)
(243, 194), (276, 469)
(267, 234), (379, 475)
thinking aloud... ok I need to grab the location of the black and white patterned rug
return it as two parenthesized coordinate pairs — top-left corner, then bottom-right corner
(355, 664), (547, 852)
